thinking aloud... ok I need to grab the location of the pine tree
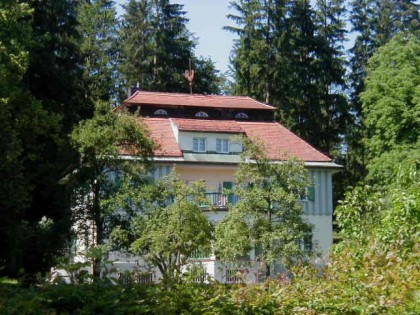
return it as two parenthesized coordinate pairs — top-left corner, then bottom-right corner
(349, 0), (376, 118)
(373, 0), (394, 46)
(17, 0), (89, 279)
(120, 0), (220, 94)
(393, 0), (419, 36)
(152, 0), (193, 92)
(192, 57), (221, 94)
(345, 0), (418, 188)
(28, 0), (88, 126)
(278, 0), (323, 149)
(0, 0), (76, 278)
(120, 0), (156, 90)
(77, 0), (121, 102)
(225, 0), (268, 100)
(314, 0), (349, 155)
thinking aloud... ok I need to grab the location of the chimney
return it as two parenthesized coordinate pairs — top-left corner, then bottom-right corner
(127, 82), (141, 97)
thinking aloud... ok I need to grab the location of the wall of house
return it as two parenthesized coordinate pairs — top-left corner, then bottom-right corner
(302, 169), (334, 216)
(302, 214), (333, 258)
(176, 164), (237, 192)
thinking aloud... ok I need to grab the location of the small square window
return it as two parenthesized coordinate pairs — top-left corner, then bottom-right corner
(216, 139), (229, 153)
(300, 185), (315, 202)
(193, 138), (206, 152)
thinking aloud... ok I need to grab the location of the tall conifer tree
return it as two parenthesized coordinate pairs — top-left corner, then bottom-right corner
(1, 0), (87, 278)
(152, 0), (193, 92)
(314, 0), (349, 155)
(279, 0), (321, 147)
(120, 0), (156, 90)
(77, 0), (121, 102)
(120, 0), (220, 94)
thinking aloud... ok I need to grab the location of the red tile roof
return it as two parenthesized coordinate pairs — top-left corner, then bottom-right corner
(137, 116), (331, 162)
(141, 118), (182, 157)
(173, 118), (244, 133)
(124, 91), (275, 110)
(237, 121), (332, 162)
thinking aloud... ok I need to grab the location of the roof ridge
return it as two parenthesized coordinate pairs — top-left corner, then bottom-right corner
(134, 91), (250, 98)
(123, 91), (275, 110)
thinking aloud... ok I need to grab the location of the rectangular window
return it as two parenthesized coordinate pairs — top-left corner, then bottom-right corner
(216, 139), (229, 153)
(300, 185), (315, 202)
(193, 138), (206, 152)
(307, 186), (315, 201)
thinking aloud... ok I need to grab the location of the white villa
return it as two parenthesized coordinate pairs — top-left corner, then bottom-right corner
(72, 91), (341, 284)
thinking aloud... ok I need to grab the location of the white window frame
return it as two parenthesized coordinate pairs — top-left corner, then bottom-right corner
(216, 138), (229, 153)
(193, 138), (206, 152)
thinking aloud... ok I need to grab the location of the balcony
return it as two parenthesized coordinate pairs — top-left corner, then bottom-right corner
(200, 192), (239, 209)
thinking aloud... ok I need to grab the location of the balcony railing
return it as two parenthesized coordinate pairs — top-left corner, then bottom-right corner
(200, 192), (239, 209)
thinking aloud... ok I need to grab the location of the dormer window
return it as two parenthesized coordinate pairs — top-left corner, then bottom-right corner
(193, 138), (206, 152)
(154, 109), (168, 116)
(216, 139), (229, 153)
(235, 112), (249, 119)
(195, 111), (209, 118)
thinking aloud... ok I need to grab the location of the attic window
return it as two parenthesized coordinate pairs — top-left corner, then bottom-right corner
(195, 111), (209, 118)
(154, 109), (168, 116)
(235, 112), (249, 119)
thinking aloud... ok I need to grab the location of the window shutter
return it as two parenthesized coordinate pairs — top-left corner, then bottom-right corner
(193, 138), (198, 152)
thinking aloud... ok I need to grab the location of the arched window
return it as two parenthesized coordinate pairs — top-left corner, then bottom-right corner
(195, 111), (209, 118)
(153, 109), (168, 116)
(235, 112), (249, 119)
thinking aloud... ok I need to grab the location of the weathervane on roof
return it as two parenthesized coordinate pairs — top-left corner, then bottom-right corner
(184, 59), (195, 94)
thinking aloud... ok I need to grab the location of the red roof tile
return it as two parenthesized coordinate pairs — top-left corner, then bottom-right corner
(124, 91), (275, 110)
(122, 116), (331, 162)
(173, 118), (244, 133)
(142, 118), (182, 157)
(237, 121), (332, 162)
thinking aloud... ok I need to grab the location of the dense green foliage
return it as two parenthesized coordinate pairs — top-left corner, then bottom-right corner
(132, 179), (213, 283)
(362, 34), (419, 187)
(344, 0), (418, 186)
(215, 139), (310, 278)
(70, 101), (154, 278)
(77, 0), (121, 102)
(0, 0), (82, 278)
(109, 174), (213, 283)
